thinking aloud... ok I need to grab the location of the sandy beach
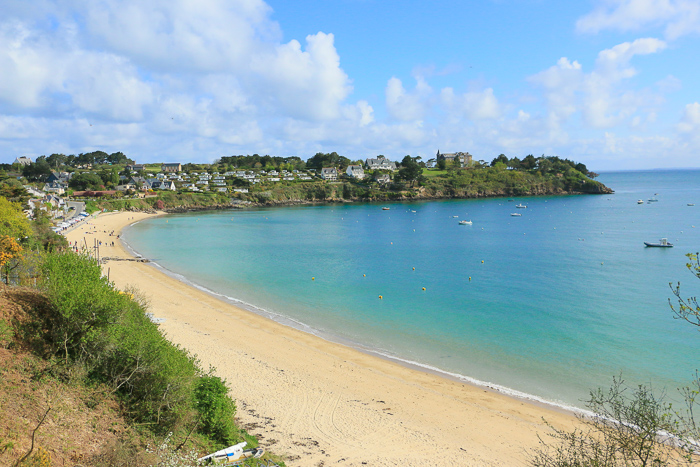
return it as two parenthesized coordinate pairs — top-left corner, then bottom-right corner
(66, 211), (578, 466)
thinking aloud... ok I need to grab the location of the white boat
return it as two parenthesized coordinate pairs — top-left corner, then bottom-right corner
(458, 220), (472, 225)
(515, 204), (527, 208)
(382, 207), (390, 210)
(198, 442), (247, 463)
(198, 442), (264, 463)
(510, 213), (522, 217)
(637, 199), (644, 204)
(689, 203), (695, 206)
(644, 238), (673, 248)
(648, 197), (658, 202)
(452, 215), (459, 218)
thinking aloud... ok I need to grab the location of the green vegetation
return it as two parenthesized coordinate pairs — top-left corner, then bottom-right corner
(35, 252), (262, 449)
(531, 253), (700, 466)
(0, 195), (284, 466)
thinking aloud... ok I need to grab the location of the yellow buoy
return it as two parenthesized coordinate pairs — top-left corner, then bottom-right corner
(379, 295), (383, 299)
(481, 260), (484, 263)
(469, 277), (471, 281)
(422, 287), (426, 291)
(312, 277), (315, 280)
(412, 267), (415, 270)
(363, 274), (366, 277)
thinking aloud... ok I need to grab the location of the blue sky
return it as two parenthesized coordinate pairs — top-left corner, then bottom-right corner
(1, 0), (699, 170)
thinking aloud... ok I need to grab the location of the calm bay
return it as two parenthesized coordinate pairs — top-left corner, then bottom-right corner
(123, 169), (700, 409)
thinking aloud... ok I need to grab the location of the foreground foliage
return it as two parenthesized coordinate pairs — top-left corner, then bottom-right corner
(532, 253), (700, 466)
(36, 252), (250, 447)
(532, 378), (684, 466)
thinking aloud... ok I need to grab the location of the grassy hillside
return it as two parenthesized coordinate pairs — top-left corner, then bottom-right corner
(0, 254), (285, 467)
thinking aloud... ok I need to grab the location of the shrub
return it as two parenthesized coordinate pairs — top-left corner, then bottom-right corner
(194, 375), (238, 445)
(39, 252), (129, 363)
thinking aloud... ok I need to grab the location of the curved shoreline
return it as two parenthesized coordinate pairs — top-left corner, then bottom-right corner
(123, 227), (585, 417)
(68, 210), (580, 466)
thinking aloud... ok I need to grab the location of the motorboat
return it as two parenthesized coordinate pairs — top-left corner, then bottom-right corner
(515, 204), (527, 208)
(644, 238), (673, 248)
(459, 220), (472, 225)
(637, 199), (644, 204)
(510, 213), (522, 217)
(382, 207), (390, 210)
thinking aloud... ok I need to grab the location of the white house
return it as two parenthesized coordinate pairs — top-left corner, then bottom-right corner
(375, 174), (391, 185)
(321, 167), (338, 180)
(14, 156), (32, 166)
(346, 165), (365, 179)
(364, 156), (397, 171)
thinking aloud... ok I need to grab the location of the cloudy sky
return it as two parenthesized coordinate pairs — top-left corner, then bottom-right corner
(1, 0), (699, 170)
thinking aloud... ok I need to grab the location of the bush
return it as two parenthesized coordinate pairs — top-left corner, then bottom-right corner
(39, 252), (129, 363)
(194, 375), (238, 444)
(35, 251), (243, 445)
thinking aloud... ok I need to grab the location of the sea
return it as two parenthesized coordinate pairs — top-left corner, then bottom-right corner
(122, 169), (700, 411)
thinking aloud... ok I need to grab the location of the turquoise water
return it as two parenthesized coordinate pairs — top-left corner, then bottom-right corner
(123, 170), (700, 408)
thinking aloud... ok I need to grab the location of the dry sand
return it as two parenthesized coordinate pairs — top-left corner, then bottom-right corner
(66, 211), (578, 466)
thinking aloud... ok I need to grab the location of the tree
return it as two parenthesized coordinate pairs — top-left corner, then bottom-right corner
(491, 154), (508, 167)
(437, 158), (447, 170)
(531, 377), (681, 466)
(69, 172), (104, 191)
(306, 152), (351, 170)
(397, 156), (423, 187)
(0, 197), (32, 241)
(46, 153), (67, 170)
(99, 168), (119, 187)
(22, 157), (52, 181)
(0, 235), (23, 284)
(519, 154), (536, 170)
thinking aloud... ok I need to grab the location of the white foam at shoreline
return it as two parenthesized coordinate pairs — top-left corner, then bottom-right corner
(121, 219), (590, 417)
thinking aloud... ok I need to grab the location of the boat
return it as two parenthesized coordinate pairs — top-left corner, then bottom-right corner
(510, 213), (522, 217)
(689, 203), (695, 206)
(452, 215), (459, 218)
(382, 207), (390, 210)
(458, 220), (472, 225)
(648, 197), (658, 202)
(515, 204), (527, 208)
(198, 442), (247, 463)
(637, 199), (644, 204)
(644, 238), (673, 248)
(198, 442), (264, 464)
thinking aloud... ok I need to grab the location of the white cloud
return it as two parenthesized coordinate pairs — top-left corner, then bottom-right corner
(440, 87), (501, 120)
(385, 76), (433, 121)
(0, 0), (698, 169)
(250, 32), (352, 121)
(0, 22), (64, 109)
(83, 0), (279, 72)
(528, 39), (666, 130)
(678, 102), (700, 133)
(577, 0), (700, 40)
